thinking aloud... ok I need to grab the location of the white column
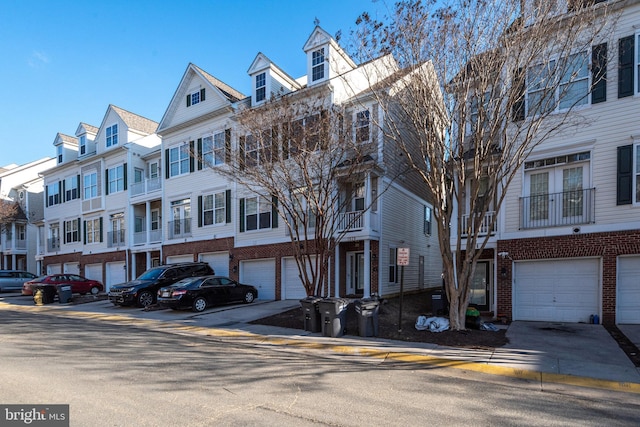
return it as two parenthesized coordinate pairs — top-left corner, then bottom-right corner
(334, 244), (340, 297)
(146, 201), (151, 244)
(364, 239), (371, 298)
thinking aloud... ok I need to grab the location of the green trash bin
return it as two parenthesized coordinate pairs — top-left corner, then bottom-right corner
(57, 285), (73, 304)
(318, 298), (348, 338)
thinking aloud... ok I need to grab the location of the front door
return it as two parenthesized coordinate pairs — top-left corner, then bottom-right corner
(470, 261), (490, 311)
(346, 252), (365, 295)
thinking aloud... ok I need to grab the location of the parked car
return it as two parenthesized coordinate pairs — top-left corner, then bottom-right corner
(157, 275), (258, 312)
(108, 262), (214, 308)
(22, 274), (103, 296)
(0, 270), (38, 292)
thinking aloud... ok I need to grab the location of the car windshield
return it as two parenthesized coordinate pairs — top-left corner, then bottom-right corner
(137, 268), (163, 280)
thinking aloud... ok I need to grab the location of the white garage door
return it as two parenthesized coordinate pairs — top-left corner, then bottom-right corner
(199, 252), (229, 277)
(241, 259), (275, 300)
(513, 258), (599, 323)
(106, 261), (127, 292)
(63, 262), (80, 274)
(282, 257), (313, 300)
(617, 256), (640, 324)
(47, 264), (61, 275)
(85, 263), (103, 283)
(166, 255), (194, 264)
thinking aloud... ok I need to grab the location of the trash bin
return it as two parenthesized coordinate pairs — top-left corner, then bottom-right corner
(58, 285), (73, 304)
(431, 290), (444, 315)
(299, 296), (322, 333)
(355, 297), (380, 337)
(33, 284), (57, 305)
(317, 297), (349, 338)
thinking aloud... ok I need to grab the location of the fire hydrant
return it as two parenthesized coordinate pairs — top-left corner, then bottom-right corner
(33, 288), (43, 306)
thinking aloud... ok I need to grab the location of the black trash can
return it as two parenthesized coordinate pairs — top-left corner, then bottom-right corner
(431, 290), (444, 315)
(355, 297), (380, 337)
(57, 285), (73, 304)
(33, 284), (57, 305)
(299, 296), (322, 333)
(318, 297), (348, 338)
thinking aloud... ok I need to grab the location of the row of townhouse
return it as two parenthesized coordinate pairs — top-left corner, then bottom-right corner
(454, 0), (640, 325)
(38, 26), (443, 300)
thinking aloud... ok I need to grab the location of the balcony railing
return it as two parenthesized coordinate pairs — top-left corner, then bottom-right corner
(47, 238), (60, 252)
(168, 219), (192, 239)
(130, 177), (162, 197)
(520, 188), (595, 229)
(461, 211), (497, 236)
(133, 228), (163, 245)
(107, 230), (126, 248)
(336, 210), (379, 232)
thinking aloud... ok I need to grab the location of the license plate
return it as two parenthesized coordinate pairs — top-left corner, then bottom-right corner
(161, 291), (171, 297)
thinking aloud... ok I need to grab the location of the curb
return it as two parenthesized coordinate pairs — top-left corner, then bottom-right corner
(3, 302), (640, 395)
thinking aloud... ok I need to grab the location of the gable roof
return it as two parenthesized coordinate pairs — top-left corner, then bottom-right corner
(54, 133), (78, 146)
(76, 122), (99, 136)
(108, 105), (159, 134)
(191, 64), (246, 103)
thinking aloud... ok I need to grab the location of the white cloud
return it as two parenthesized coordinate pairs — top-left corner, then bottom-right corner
(28, 51), (50, 68)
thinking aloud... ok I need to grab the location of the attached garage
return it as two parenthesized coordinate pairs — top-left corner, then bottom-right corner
(85, 263), (103, 283)
(199, 252), (229, 277)
(63, 262), (80, 275)
(240, 258), (275, 300)
(513, 258), (599, 323)
(282, 257), (313, 300)
(617, 256), (640, 324)
(47, 264), (61, 275)
(106, 261), (126, 292)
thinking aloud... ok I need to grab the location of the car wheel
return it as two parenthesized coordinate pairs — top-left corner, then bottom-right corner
(137, 291), (155, 308)
(90, 286), (100, 295)
(192, 297), (207, 313)
(243, 291), (255, 304)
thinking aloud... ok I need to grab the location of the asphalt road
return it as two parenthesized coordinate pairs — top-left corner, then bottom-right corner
(1, 309), (638, 426)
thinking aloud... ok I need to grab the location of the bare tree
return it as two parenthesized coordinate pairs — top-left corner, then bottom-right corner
(350, 0), (615, 329)
(216, 87), (399, 296)
(0, 199), (18, 234)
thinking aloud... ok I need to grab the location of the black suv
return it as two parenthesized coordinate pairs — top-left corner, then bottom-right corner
(108, 262), (214, 308)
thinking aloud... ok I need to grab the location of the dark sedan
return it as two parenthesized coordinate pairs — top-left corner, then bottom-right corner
(157, 276), (257, 312)
(22, 274), (103, 296)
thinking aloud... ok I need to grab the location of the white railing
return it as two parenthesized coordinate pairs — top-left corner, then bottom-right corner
(461, 211), (496, 236)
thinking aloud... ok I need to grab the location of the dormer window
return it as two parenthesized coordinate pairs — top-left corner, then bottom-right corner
(256, 72), (266, 102)
(186, 88), (206, 107)
(106, 124), (118, 147)
(312, 48), (325, 81)
(56, 145), (63, 163)
(79, 135), (86, 155)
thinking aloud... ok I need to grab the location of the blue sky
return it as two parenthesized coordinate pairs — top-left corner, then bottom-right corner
(0, 0), (382, 167)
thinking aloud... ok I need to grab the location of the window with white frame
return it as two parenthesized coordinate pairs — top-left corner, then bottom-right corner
(151, 209), (160, 230)
(108, 165), (125, 193)
(169, 143), (190, 177)
(79, 135), (86, 155)
(16, 224), (25, 240)
(106, 124), (118, 147)
(84, 172), (98, 200)
(110, 213), (125, 245)
(149, 161), (159, 179)
(424, 206), (432, 235)
(202, 131), (226, 167)
(312, 48), (325, 81)
(527, 51), (588, 116)
(57, 145), (63, 163)
(355, 110), (370, 143)
(47, 182), (60, 206)
(243, 196), (272, 231)
(389, 248), (399, 283)
(134, 167), (144, 183)
(64, 219), (80, 243)
(186, 88), (205, 107)
(256, 72), (266, 102)
(49, 224), (60, 249)
(64, 176), (79, 201)
(86, 218), (101, 244)
(202, 192), (226, 226)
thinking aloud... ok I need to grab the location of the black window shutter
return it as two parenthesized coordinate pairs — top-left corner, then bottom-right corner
(57, 180), (62, 200)
(592, 43), (607, 104)
(63, 221), (66, 244)
(45, 186), (49, 207)
(76, 175), (80, 197)
(239, 136), (246, 170)
(618, 36), (634, 98)
(200, 88), (206, 101)
(189, 141), (195, 173)
(165, 149), (170, 179)
(123, 163), (128, 190)
(239, 198), (245, 232)
(197, 195), (203, 228)
(62, 179), (66, 202)
(225, 129), (231, 164)
(272, 195), (278, 228)
(511, 67), (525, 121)
(225, 189), (231, 223)
(197, 138), (203, 170)
(77, 218), (81, 242)
(83, 220), (87, 244)
(617, 144), (633, 205)
(186, 94), (191, 107)
(99, 217), (103, 242)
(105, 169), (110, 195)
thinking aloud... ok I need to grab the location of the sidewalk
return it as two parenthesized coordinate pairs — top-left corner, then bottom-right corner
(2, 294), (640, 394)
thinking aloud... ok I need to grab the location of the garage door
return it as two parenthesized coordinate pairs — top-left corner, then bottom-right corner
(282, 257), (313, 300)
(47, 264), (61, 275)
(85, 263), (103, 283)
(513, 258), (599, 323)
(166, 255), (194, 264)
(106, 261), (126, 292)
(199, 252), (229, 277)
(63, 262), (79, 274)
(241, 259), (275, 300)
(617, 256), (640, 324)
